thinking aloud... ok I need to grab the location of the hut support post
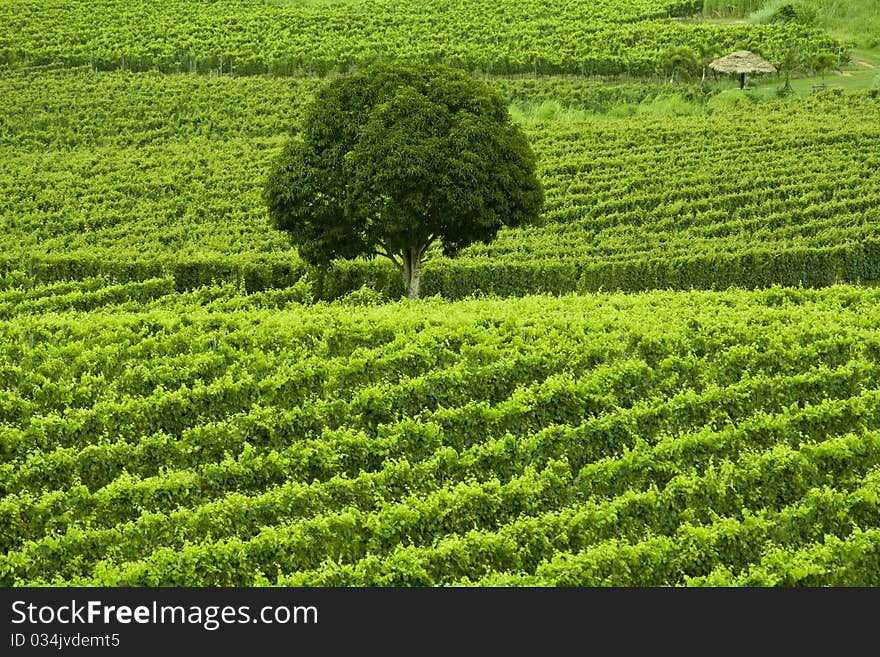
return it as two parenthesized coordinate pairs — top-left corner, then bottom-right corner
(739, 72), (745, 89)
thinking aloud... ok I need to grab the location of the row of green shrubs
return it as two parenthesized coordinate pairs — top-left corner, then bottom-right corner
(4, 237), (878, 301)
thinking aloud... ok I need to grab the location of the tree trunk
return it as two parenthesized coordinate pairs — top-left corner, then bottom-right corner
(409, 247), (421, 300)
(401, 246), (422, 300)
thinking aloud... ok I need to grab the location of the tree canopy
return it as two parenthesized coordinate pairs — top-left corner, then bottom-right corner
(264, 61), (545, 299)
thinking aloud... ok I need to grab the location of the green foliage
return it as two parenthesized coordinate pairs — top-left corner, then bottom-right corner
(338, 285), (388, 307)
(706, 88), (760, 111)
(509, 100), (595, 125)
(0, 0), (840, 77)
(635, 93), (703, 116)
(774, 45), (809, 95)
(264, 61), (544, 299)
(3, 71), (879, 299)
(497, 79), (708, 115)
(702, 0), (765, 18)
(810, 51), (838, 79)
(658, 46), (700, 82)
(3, 286), (880, 584)
(749, 1), (817, 26)
(2, 0), (879, 590)
(784, 0), (880, 49)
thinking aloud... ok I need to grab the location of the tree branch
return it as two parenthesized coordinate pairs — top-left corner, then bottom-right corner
(419, 235), (437, 259)
(374, 249), (403, 271)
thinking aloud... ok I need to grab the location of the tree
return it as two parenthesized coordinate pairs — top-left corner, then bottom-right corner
(698, 46), (723, 91)
(264, 61), (545, 300)
(658, 46), (698, 84)
(777, 46), (807, 96)
(810, 52), (837, 82)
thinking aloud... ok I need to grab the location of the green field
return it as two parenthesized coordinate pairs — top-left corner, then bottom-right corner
(2, 0), (879, 586)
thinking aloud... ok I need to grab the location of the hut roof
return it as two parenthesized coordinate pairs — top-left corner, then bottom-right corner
(709, 50), (777, 74)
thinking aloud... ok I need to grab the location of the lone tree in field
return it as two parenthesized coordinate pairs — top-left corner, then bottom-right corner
(659, 46), (699, 84)
(264, 62), (544, 299)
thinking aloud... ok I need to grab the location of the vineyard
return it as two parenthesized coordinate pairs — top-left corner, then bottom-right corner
(2, 0), (880, 587)
(2, 71), (878, 296)
(0, 0), (838, 77)
(2, 286), (880, 585)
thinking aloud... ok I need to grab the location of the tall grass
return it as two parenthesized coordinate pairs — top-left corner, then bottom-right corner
(808, 0), (880, 48)
(508, 100), (595, 125)
(706, 0), (879, 47)
(731, 0), (880, 48)
(702, 0), (765, 18)
(748, 0), (816, 26)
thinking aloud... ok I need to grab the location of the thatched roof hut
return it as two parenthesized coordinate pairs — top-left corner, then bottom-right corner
(709, 50), (777, 89)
